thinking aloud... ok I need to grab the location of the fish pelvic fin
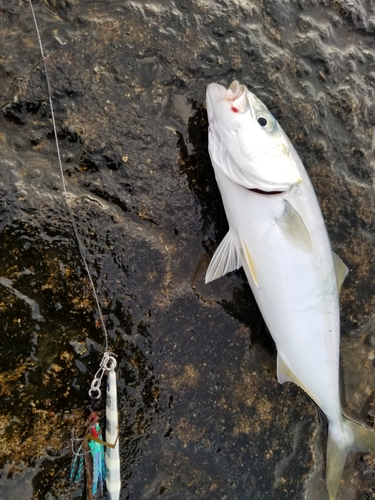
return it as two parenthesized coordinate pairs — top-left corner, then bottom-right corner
(205, 230), (241, 284)
(327, 416), (375, 500)
(276, 200), (313, 253)
(239, 236), (258, 287)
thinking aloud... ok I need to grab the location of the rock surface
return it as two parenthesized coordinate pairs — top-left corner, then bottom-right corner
(0, 0), (374, 498)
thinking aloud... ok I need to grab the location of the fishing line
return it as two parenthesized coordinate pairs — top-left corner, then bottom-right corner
(28, 0), (109, 352)
(28, 1), (121, 498)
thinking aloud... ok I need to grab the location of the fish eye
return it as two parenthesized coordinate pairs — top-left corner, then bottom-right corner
(257, 117), (268, 127)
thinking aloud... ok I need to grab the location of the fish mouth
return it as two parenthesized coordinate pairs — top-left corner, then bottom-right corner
(228, 81), (245, 98)
(223, 81), (250, 114)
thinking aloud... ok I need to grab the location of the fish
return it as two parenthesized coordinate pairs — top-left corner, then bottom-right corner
(205, 80), (375, 499)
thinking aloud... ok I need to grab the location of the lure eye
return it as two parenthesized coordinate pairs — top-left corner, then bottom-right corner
(231, 107), (239, 113)
(257, 116), (268, 127)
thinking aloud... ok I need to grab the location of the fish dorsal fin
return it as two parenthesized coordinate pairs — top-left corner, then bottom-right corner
(332, 251), (349, 293)
(276, 200), (313, 253)
(205, 230), (241, 284)
(239, 236), (259, 287)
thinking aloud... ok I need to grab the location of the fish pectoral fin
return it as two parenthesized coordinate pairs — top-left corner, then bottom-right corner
(332, 251), (349, 293)
(276, 200), (313, 253)
(205, 230), (241, 283)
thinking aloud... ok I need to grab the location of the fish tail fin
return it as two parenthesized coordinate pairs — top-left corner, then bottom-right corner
(327, 416), (375, 500)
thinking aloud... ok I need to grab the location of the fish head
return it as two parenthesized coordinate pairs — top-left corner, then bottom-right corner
(206, 81), (302, 192)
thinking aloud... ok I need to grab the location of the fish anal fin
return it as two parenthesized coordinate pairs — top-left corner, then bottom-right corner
(205, 230), (241, 284)
(276, 353), (296, 385)
(239, 236), (259, 287)
(276, 200), (313, 253)
(332, 251), (349, 293)
(277, 353), (315, 401)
